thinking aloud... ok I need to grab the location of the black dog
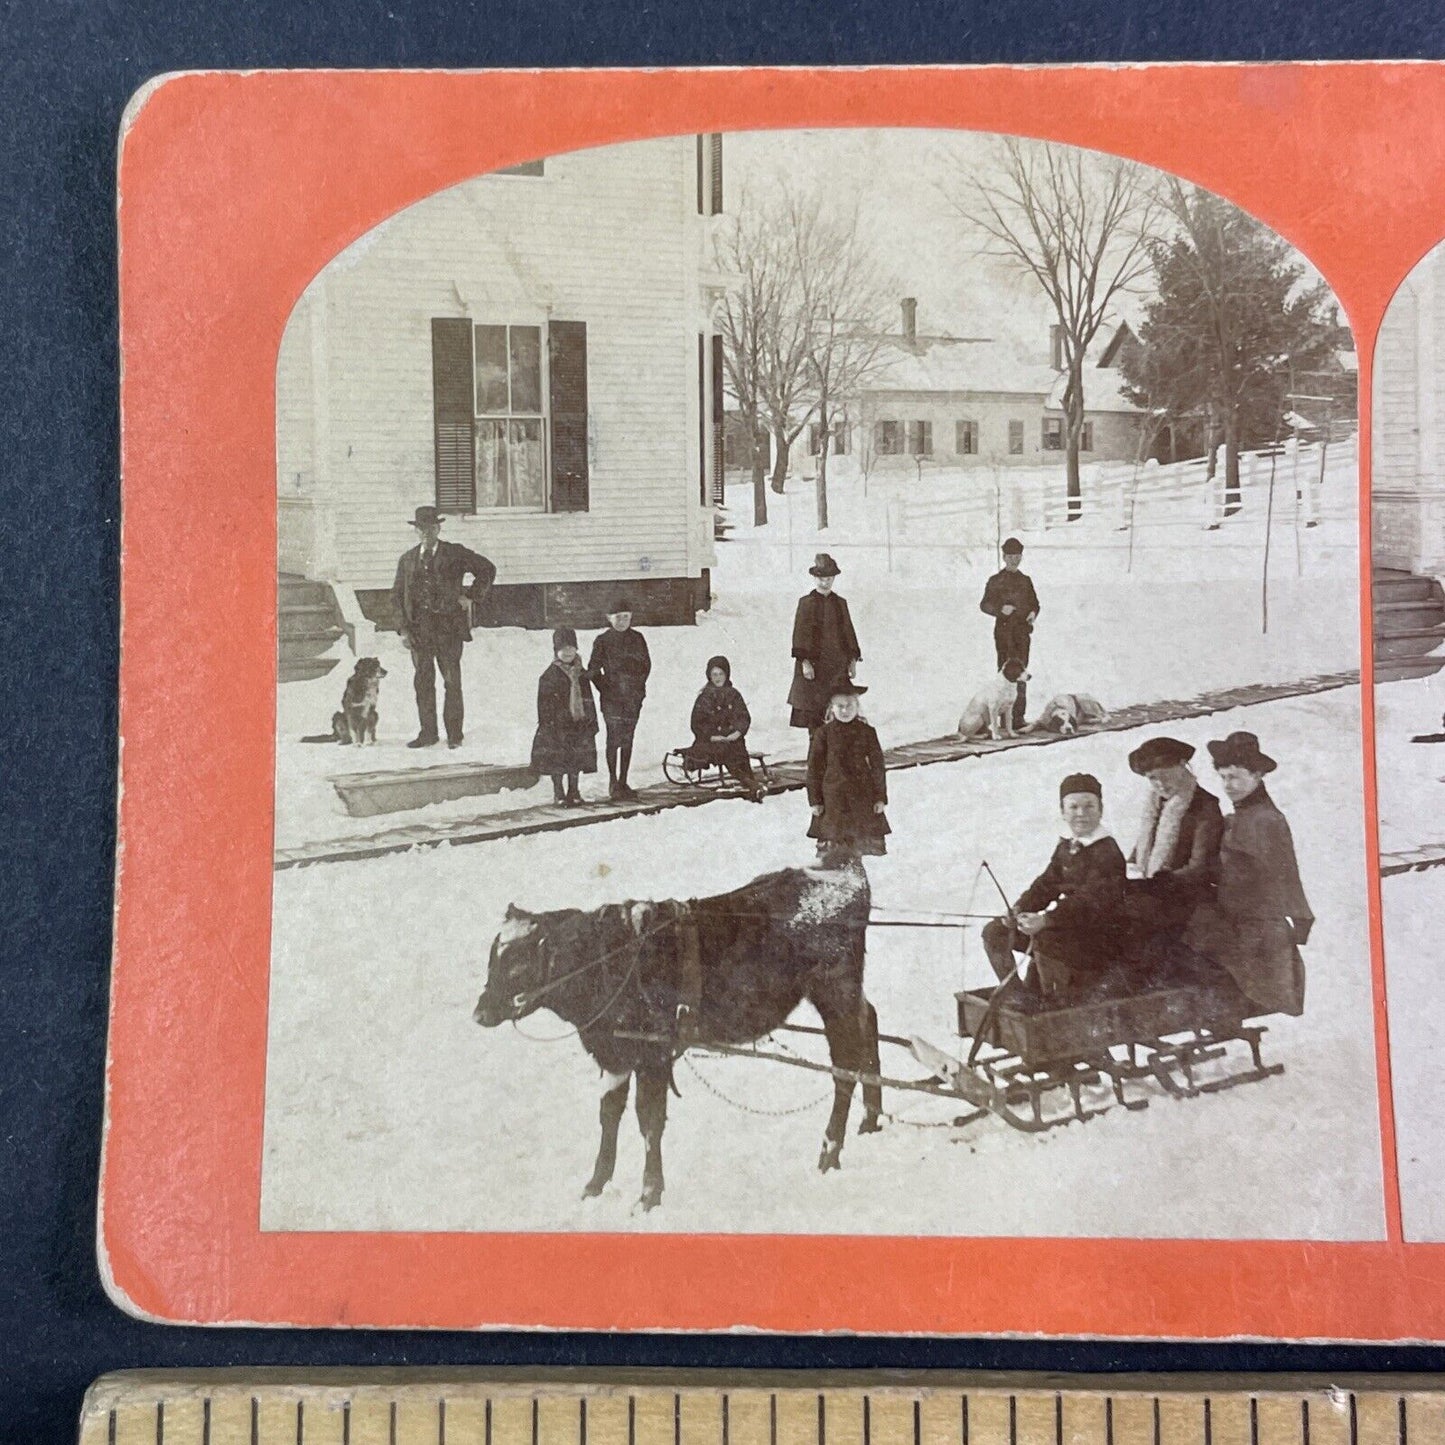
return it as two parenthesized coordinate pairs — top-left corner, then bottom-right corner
(300, 656), (387, 745)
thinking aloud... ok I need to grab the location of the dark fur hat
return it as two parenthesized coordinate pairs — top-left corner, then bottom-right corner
(1059, 772), (1102, 802)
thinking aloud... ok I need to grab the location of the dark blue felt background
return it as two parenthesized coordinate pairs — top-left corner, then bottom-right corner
(5, 4), (1445, 1441)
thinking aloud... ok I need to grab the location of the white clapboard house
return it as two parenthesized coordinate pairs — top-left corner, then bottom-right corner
(276, 137), (730, 679)
(1373, 239), (1445, 680)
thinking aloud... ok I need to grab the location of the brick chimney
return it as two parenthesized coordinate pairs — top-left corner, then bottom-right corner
(901, 297), (917, 343)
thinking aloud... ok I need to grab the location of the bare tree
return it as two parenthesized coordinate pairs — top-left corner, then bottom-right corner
(787, 192), (894, 529)
(715, 193), (787, 526)
(947, 138), (1160, 520)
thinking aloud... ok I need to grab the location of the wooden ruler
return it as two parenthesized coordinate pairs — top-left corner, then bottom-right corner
(78, 1372), (1445, 1445)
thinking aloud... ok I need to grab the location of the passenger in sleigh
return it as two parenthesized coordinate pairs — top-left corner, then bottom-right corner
(981, 773), (1129, 1003)
(1179, 731), (1315, 1019)
(684, 655), (765, 801)
(1115, 736), (1224, 983)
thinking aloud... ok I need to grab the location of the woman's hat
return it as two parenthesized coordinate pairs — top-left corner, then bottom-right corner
(809, 553), (842, 577)
(1059, 772), (1102, 802)
(705, 654), (731, 681)
(829, 679), (868, 698)
(1128, 736), (1196, 776)
(1207, 730), (1277, 774)
(410, 505), (444, 528)
(552, 626), (578, 651)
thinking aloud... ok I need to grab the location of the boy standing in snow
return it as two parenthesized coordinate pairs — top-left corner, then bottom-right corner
(981, 772), (1127, 1000)
(806, 681), (889, 860)
(979, 537), (1039, 733)
(587, 597), (651, 801)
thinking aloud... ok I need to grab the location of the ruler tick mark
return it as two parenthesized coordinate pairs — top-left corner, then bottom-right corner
(1250, 1397), (1259, 1445)
(770, 1396), (777, 1445)
(1153, 1397), (1161, 1445)
(534, 1397), (540, 1445)
(862, 1395), (870, 1445)
(631, 1396), (637, 1445)
(297, 1399), (304, 1445)
(252, 1397), (260, 1445)
(108, 1409), (116, 1445)
(1349, 1394), (1359, 1445)
(440, 1398), (447, 1445)
(1302, 1398), (1310, 1445)
(486, 1400), (493, 1445)
(203, 1401), (211, 1445)
(1105, 1397), (1113, 1445)
(1204, 1398), (1212, 1445)
(961, 1394), (969, 1445)
(1009, 1395), (1017, 1445)
(158, 1400), (165, 1445)
(817, 1394), (825, 1445)
(392, 1400), (400, 1445)
(579, 1396), (586, 1445)
(1054, 1393), (1062, 1445)
(1399, 1395), (1408, 1445)
(913, 1398), (920, 1445)
(722, 1395), (729, 1445)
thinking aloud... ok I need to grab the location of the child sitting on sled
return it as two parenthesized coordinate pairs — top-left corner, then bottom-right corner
(981, 772), (1128, 1000)
(684, 655), (764, 801)
(806, 680), (889, 860)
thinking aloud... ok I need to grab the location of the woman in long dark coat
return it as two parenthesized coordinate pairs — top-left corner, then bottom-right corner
(1182, 731), (1314, 1017)
(530, 627), (599, 807)
(686, 655), (763, 799)
(1118, 736), (1224, 978)
(806, 681), (889, 859)
(788, 553), (861, 734)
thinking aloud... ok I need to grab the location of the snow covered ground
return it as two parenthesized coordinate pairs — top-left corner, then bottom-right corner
(274, 447), (1361, 853)
(1383, 867), (1445, 1242)
(1373, 673), (1444, 854)
(262, 685), (1385, 1239)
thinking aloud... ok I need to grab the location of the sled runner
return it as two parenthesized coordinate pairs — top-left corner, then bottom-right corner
(663, 747), (775, 792)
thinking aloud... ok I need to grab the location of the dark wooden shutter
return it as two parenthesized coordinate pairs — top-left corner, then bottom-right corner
(710, 332), (725, 504)
(708, 133), (723, 215)
(696, 136), (705, 214)
(432, 318), (476, 513)
(548, 321), (589, 513)
(698, 333), (707, 505)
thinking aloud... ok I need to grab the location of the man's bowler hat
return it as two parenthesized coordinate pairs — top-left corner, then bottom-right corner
(410, 505), (445, 528)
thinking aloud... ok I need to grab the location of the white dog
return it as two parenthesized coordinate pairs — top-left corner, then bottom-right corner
(1026, 692), (1108, 735)
(957, 658), (1030, 740)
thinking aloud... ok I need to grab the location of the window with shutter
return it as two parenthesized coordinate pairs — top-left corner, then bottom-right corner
(876, 420), (903, 454)
(1008, 420), (1025, 455)
(1043, 417), (1065, 451)
(1081, 421), (1095, 451)
(956, 419), (978, 455)
(548, 321), (589, 513)
(432, 318), (476, 513)
(907, 420), (933, 456)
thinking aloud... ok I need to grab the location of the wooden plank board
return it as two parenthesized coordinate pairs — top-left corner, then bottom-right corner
(79, 1373), (1445, 1445)
(275, 671), (1360, 869)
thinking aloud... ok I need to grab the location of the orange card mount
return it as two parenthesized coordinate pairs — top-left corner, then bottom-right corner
(109, 63), (1445, 1336)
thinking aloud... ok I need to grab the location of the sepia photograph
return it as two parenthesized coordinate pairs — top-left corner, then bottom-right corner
(1369, 234), (1445, 1242)
(259, 127), (1380, 1238)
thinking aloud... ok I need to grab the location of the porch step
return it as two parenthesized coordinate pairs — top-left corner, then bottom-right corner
(1377, 628), (1445, 660)
(1374, 574), (1440, 605)
(1377, 656), (1445, 683)
(279, 574), (347, 684)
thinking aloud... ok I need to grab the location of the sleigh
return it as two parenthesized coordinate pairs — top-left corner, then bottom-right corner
(671, 943), (1286, 1140)
(662, 746), (775, 793)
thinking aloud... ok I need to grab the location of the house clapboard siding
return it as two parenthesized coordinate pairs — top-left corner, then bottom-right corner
(1374, 243), (1445, 578)
(275, 137), (720, 623)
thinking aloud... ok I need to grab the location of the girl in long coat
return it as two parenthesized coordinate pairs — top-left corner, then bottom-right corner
(1182, 731), (1314, 1016)
(807, 681), (889, 858)
(531, 627), (599, 807)
(788, 553), (861, 733)
(686, 655), (763, 798)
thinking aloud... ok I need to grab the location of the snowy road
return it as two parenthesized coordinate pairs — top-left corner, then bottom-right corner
(262, 685), (1386, 1240)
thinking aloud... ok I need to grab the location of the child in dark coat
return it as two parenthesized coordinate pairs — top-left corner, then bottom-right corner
(587, 596), (652, 801)
(981, 772), (1128, 1000)
(806, 681), (889, 859)
(531, 627), (599, 806)
(686, 655), (763, 800)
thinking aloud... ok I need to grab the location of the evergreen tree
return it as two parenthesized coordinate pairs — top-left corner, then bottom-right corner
(1121, 182), (1342, 509)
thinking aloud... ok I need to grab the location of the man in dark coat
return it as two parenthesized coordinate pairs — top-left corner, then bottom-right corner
(979, 537), (1040, 732)
(789, 553), (861, 735)
(587, 596), (652, 801)
(390, 505), (497, 749)
(1183, 731), (1314, 1017)
(982, 772), (1128, 999)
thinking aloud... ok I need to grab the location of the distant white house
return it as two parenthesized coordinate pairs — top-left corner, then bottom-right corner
(276, 135), (729, 660)
(793, 301), (1148, 475)
(1374, 243), (1445, 578)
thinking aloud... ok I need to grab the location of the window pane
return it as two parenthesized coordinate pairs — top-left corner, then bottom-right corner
(477, 420), (509, 508)
(510, 326), (542, 414)
(1009, 421), (1024, 455)
(475, 326), (509, 413)
(510, 419), (545, 509)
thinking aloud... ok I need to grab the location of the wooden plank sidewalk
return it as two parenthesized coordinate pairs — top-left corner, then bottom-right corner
(274, 669), (1360, 871)
(1381, 842), (1445, 877)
